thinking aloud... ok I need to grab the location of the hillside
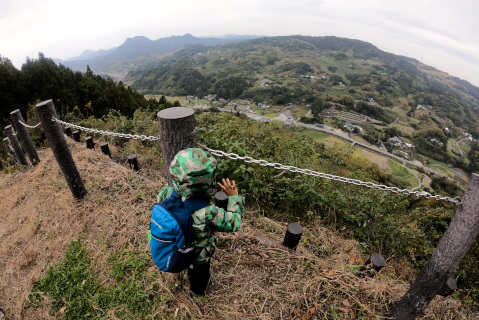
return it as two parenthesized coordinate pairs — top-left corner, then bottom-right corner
(0, 136), (476, 319)
(126, 35), (479, 176)
(54, 34), (263, 80)
(127, 36), (479, 132)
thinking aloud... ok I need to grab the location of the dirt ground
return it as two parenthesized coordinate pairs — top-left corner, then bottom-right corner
(0, 140), (476, 319)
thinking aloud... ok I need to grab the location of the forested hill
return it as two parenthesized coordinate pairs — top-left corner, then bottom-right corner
(127, 35), (479, 136)
(0, 54), (165, 123)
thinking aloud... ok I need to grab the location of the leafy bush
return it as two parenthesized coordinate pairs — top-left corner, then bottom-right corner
(196, 113), (456, 260)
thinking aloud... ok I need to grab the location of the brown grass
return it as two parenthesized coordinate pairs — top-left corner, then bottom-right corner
(0, 140), (476, 319)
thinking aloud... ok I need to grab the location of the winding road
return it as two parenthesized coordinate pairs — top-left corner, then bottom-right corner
(218, 107), (445, 178)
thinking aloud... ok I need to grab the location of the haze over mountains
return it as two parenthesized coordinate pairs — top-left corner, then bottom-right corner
(54, 34), (262, 79)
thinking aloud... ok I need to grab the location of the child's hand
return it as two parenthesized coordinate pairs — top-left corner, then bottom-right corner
(217, 178), (238, 196)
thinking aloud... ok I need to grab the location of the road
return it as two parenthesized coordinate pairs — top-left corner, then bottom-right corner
(217, 107), (445, 178)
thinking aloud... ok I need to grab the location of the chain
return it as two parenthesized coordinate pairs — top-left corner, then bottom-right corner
(52, 118), (161, 142)
(18, 120), (42, 129)
(45, 117), (460, 204)
(201, 145), (460, 205)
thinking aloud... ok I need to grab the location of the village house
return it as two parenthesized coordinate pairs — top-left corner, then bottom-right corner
(388, 136), (414, 149)
(416, 104), (427, 111)
(430, 138), (444, 146)
(344, 122), (364, 134)
(392, 150), (410, 160)
(284, 110), (294, 120)
(463, 132), (474, 141)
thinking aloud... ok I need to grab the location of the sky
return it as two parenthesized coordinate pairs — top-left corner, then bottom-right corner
(1, 0), (479, 87)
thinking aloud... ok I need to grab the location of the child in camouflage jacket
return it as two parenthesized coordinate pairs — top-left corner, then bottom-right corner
(157, 148), (245, 295)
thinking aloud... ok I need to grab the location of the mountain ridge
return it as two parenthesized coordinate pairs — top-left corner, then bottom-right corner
(54, 33), (264, 78)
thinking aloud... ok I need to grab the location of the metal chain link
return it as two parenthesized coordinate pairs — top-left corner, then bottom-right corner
(45, 117), (460, 205)
(52, 118), (161, 142)
(201, 145), (460, 205)
(18, 120), (42, 129)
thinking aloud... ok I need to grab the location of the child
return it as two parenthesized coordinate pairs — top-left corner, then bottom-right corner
(157, 148), (245, 295)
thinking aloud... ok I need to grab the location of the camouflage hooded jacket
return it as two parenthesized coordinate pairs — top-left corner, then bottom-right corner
(157, 148), (245, 264)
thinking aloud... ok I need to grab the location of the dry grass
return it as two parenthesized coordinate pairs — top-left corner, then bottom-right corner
(357, 149), (392, 172)
(0, 141), (477, 319)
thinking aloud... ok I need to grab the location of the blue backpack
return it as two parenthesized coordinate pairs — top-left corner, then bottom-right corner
(149, 190), (210, 273)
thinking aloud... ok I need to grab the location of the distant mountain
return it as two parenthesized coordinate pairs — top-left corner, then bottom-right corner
(54, 34), (263, 80)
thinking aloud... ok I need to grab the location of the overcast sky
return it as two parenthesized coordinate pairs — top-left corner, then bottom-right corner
(1, 0), (478, 87)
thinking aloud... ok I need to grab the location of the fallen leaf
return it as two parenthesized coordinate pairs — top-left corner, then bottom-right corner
(342, 299), (350, 307)
(59, 306), (66, 314)
(337, 307), (350, 314)
(81, 279), (86, 285)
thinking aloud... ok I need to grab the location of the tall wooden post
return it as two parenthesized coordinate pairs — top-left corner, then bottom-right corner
(5, 125), (28, 166)
(10, 109), (40, 165)
(392, 173), (479, 319)
(157, 107), (196, 185)
(36, 99), (87, 199)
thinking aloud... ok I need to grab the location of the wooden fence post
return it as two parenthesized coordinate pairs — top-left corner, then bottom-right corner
(359, 253), (385, 277)
(3, 137), (18, 162)
(72, 130), (81, 142)
(5, 125), (28, 166)
(36, 99), (87, 199)
(85, 136), (94, 149)
(157, 107), (196, 185)
(392, 173), (479, 319)
(127, 154), (140, 171)
(10, 109), (40, 165)
(100, 142), (111, 158)
(283, 223), (303, 250)
(215, 191), (228, 210)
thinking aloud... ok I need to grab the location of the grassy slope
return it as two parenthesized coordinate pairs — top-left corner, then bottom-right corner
(0, 139), (476, 319)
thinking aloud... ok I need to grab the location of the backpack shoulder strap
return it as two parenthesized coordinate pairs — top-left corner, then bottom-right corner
(159, 191), (211, 244)
(182, 196), (211, 212)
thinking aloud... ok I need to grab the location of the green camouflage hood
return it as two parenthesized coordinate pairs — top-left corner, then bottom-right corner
(169, 148), (217, 200)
